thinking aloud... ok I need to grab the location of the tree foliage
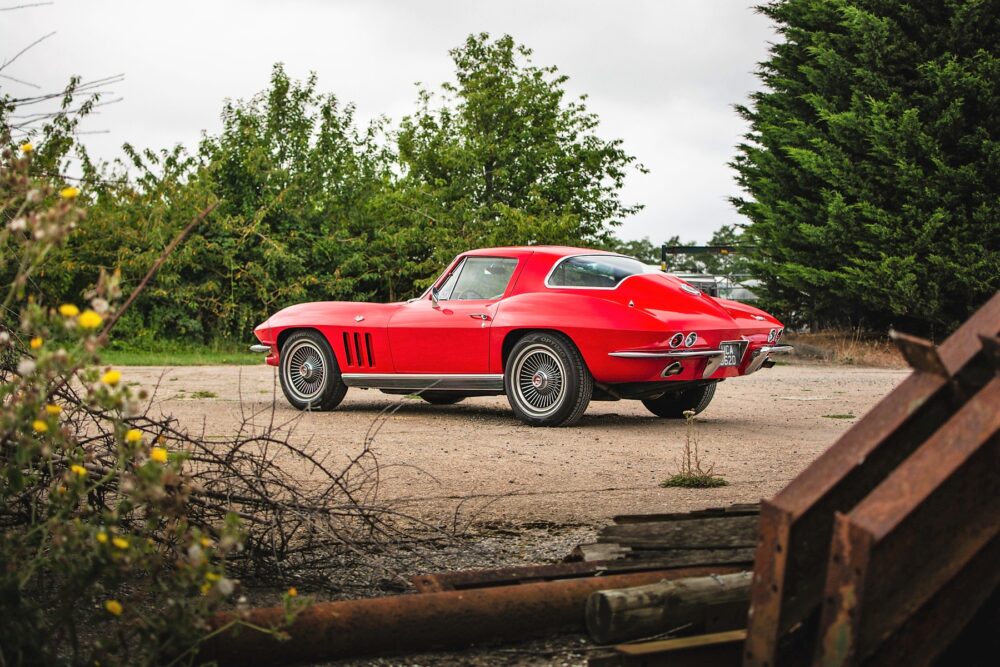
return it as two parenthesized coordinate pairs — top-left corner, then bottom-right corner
(19, 35), (645, 345)
(397, 33), (646, 261)
(733, 0), (999, 333)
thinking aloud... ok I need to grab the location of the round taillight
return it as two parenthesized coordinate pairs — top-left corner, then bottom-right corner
(669, 332), (684, 348)
(684, 332), (698, 347)
(768, 329), (777, 343)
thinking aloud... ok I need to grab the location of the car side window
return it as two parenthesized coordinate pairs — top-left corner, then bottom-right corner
(445, 257), (518, 300)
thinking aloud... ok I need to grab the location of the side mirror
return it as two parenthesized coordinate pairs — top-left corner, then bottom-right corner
(431, 287), (440, 308)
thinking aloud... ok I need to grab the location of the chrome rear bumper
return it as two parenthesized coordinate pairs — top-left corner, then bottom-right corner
(746, 344), (794, 373)
(609, 344), (794, 378)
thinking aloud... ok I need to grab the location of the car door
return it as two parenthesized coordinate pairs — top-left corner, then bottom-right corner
(388, 256), (519, 374)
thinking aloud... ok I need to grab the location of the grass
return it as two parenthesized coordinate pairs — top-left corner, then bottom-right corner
(660, 410), (728, 489)
(102, 343), (262, 366)
(187, 390), (218, 399)
(784, 330), (907, 369)
(660, 473), (729, 489)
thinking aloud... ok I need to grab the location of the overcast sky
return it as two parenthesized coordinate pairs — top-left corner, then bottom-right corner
(2, 0), (776, 243)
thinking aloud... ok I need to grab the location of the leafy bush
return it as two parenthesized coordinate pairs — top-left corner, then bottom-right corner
(1, 143), (243, 665)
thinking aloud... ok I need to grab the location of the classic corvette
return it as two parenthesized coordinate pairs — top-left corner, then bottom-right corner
(251, 246), (791, 426)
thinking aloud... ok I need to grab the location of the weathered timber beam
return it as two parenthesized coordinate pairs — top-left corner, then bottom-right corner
(589, 629), (746, 667)
(586, 571), (752, 644)
(599, 515), (758, 550)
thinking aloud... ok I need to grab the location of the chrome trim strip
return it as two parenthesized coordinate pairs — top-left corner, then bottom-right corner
(609, 349), (724, 359)
(249, 344), (270, 353)
(341, 373), (504, 391)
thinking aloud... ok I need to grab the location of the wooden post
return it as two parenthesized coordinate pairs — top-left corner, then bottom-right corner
(586, 571), (752, 644)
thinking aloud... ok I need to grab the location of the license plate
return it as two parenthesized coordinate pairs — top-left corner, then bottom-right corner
(720, 341), (744, 367)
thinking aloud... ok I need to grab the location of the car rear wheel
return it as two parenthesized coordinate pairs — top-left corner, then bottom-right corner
(421, 392), (466, 405)
(279, 330), (347, 411)
(505, 332), (592, 427)
(641, 382), (717, 418)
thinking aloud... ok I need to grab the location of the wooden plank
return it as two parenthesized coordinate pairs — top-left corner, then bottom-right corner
(589, 629), (746, 666)
(600, 515), (757, 550)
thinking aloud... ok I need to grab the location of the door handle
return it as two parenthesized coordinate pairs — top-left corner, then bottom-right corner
(469, 313), (491, 321)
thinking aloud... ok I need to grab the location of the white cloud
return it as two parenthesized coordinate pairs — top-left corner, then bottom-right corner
(1, 0), (776, 242)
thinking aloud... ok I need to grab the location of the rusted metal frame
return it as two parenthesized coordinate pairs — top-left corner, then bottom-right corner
(202, 565), (745, 666)
(814, 376), (1000, 666)
(589, 629), (746, 667)
(888, 329), (948, 376)
(744, 293), (1000, 667)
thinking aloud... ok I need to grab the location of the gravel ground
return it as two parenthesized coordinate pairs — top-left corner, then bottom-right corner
(125, 361), (907, 525)
(119, 361), (907, 666)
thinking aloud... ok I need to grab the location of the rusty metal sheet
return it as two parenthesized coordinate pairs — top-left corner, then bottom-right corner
(744, 292), (1000, 667)
(202, 565), (744, 666)
(814, 376), (1000, 666)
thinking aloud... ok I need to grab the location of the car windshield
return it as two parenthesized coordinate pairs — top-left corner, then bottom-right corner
(547, 254), (650, 289)
(438, 257), (518, 300)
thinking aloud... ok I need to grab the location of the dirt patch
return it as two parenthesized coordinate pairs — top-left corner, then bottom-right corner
(124, 362), (907, 526)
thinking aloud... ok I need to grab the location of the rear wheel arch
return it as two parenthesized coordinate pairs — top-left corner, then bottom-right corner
(501, 328), (588, 372)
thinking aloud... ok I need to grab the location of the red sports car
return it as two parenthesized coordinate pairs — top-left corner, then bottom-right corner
(251, 246), (791, 426)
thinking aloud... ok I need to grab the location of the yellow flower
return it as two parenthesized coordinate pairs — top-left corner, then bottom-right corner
(287, 587), (298, 598)
(33, 420), (48, 433)
(125, 429), (142, 443)
(60, 186), (80, 199)
(200, 537), (213, 548)
(97, 532), (108, 544)
(104, 600), (122, 616)
(71, 464), (87, 477)
(112, 536), (129, 550)
(205, 571), (220, 582)
(200, 582), (212, 596)
(45, 404), (62, 415)
(150, 447), (168, 463)
(20, 142), (33, 153)
(100, 369), (121, 386)
(78, 310), (103, 329)
(30, 337), (43, 350)
(58, 304), (80, 317)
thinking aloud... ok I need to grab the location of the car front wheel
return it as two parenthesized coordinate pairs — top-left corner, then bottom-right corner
(641, 381), (717, 418)
(505, 332), (592, 427)
(279, 330), (347, 411)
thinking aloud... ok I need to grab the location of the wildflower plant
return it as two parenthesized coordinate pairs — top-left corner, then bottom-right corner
(0, 142), (244, 664)
(660, 410), (728, 489)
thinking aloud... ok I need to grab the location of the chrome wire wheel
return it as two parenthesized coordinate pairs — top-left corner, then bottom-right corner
(511, 344), (567, 418)
(282, 339), (327, 403)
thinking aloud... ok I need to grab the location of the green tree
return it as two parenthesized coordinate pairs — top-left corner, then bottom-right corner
(732, 0), (999, 333)
(397, 33), (645, 266)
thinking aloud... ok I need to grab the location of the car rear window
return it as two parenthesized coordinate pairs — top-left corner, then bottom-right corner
(546, 255), (649, 289)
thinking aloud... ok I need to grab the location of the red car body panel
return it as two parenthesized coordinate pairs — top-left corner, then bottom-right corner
(253, 246), (786, 388)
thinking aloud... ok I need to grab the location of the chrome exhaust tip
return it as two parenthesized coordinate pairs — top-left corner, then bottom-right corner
(661, 361), (683, 377)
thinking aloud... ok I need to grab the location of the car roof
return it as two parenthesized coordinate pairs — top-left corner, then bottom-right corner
(464, 245), (617, 258)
